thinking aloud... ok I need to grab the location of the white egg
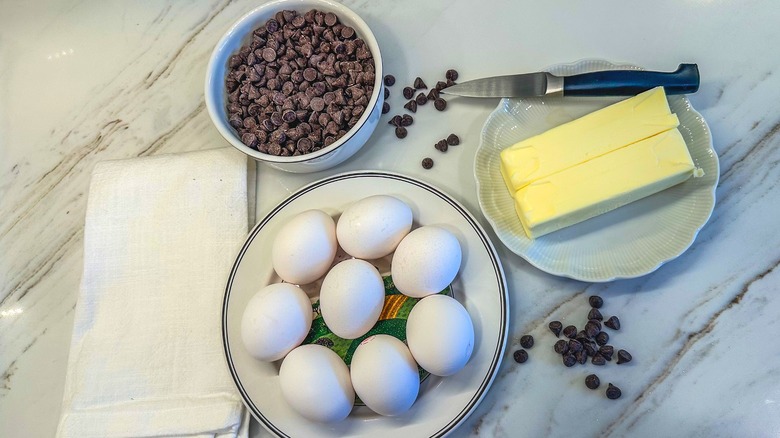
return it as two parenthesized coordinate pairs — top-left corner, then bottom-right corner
(279, 344), (355, 423)
(336, 195), (413, 259)
(350, 335), (420, 416)
(272, 209), (337, 285)
(320, 259), (384, 339)
(241, 283), (312, 362)
(391, 225), (462, 298)
(406, 294), (474, 376)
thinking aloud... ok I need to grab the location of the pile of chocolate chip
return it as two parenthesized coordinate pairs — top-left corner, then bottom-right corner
(225, 9), (375, 156)
(513, 295), (632, 400)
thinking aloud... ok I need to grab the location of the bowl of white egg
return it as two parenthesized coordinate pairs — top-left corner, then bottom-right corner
(222, 171), (509, 437)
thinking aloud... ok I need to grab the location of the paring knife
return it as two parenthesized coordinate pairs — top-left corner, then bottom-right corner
(440, 64), (699, 98)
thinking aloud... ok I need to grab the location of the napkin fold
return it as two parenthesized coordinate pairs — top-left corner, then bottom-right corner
(57, 148), (251, 438)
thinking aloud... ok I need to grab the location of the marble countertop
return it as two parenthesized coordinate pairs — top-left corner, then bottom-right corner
(3, 0), (780, 436)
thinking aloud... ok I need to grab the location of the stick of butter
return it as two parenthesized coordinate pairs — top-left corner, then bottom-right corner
(513, 129), (695, 239)
(500, 86), (680, 193)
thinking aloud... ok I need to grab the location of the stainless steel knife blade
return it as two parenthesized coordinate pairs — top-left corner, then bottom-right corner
(440, 72), (562, 98)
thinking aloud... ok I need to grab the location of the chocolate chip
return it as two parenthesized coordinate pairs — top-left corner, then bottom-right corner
(435, 80), (448, 90)
(404, 100), (417, 113)
(584, 320), (601, 338)
(513, 349), (528, 363)
(519, 335), (534, 349)
(585, 374), (600, 390)
(595, 331), (609, 346)
(435, 140), (448, 152)
(549, 321), (563, 337)
(583, 341), (598, 357)
(562, 353), (576, 367)
(296, 137), (313, 152)
(446, 78), (457, 87)
(591, 354), (606, 366)
(568, 339), (583, 353)
(400, 114), (413, 127)
(446, 134), (460, 145)
(415, 93), (427, 105)
(384, 75), (395, 86)
(599, 345), (614, 361)
(421, 157), (434, 169)
(434, 98), (447, 111)
(388, 115), (402, 126)
(606, 383), (622, 400)
(382, 102), (390, 114)
(262, 48), (277, 62)
(563, 325), (578, 339)
(403, 87), (414, 99)
(616, 349), (632, 364)
(588, 308), (603, 321)
(395, 126), (407, 139)
(324, 12), (338, 26)
(384, 87), (390, 99)
(282, 109), (297, 123)
(604, 316), (621, 330)
(589, 296), (604, 308)
(445, 69), (459, 81)
(553, 339), (568, 354)
(241, 133), (259, 149)
(413, 77), (427, 89)
(427, 88), (440, 101)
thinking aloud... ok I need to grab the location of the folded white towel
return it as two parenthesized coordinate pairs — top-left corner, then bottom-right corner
(57, 148), (251, 438)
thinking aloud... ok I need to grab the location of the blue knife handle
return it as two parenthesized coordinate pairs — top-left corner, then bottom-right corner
(562, 64), (699, 96)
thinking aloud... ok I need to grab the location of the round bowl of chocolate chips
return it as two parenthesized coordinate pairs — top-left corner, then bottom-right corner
(205, 0), (383, 173)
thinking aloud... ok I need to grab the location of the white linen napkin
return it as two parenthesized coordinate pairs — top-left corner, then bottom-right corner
(57, 148), (251, 438)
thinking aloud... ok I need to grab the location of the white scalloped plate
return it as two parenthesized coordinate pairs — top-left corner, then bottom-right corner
(474, 59), (719, 282)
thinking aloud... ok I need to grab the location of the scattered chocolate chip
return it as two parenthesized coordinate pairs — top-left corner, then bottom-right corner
(562, 353), (576, 367)
(563, 325), (578, 339)
(384, 74), (395, 86)
(591, 354), (606, 366)
(576, 331), (589, 342)
(616, 349), (632, 364)
(446, 134), (460, 145)
(427, 88), (440, 101)
(595, 331), (609, 346)
(585, 374), (600, 390)
(434, 98), (447, 111)
(388, 115), (402, 126)
(520, 335), (534, 349)
(599, 345), (614, 361)
(606, 383), (622, 400)
(415, 92), (427, 105)
(404, 100), (417, 113)
(435, 80), (448, 90)
(583, 341), (599, 357)
(585, 320), (602, 338)
(509, 348), (528, 364)
(553, 339), (568, 354)
(446, 78), (457, 87)
(589, 296), (604, 309)
(395, 126), (407, 139)
(421, 157), (434, 169)
(549, 321), (563, 337)
(588, 308), (603, 321)
(575, 350), (588, 365)
(400, 114), (413, 126)
(384, 87), (390, 99)
(435, 139), (448, 152)
(604, 316), (621, 330)
(446, 69), (459, 81)
(382, 102), (390, 114)
(403, 87), (415, 99)
(413, 77), (427, 89)
(568, 339), (583, 353)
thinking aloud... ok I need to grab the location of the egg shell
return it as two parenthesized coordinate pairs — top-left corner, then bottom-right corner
(336, 195), (413, 259)
(406, 294), (474, 376)
(272, 209), (337, 285)
(279, 344), (355, 423)
(391, 225), (462, 298)
(350, 335), (420, 416)
(320, 259), (385, 339)
(241, 283), (312, 362)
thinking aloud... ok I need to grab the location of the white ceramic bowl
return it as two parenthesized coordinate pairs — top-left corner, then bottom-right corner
(205, 0), (383, 173)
